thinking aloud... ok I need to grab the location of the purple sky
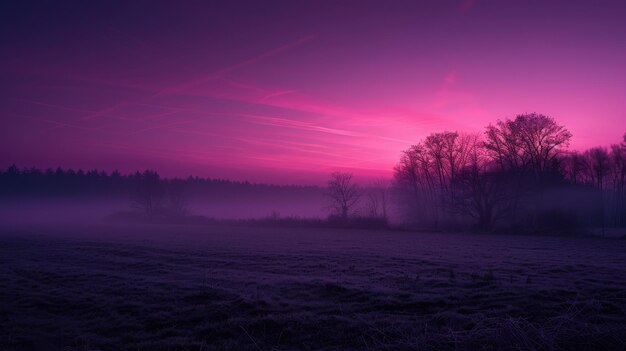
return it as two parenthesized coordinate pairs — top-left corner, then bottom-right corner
(1, 0), (625, 184)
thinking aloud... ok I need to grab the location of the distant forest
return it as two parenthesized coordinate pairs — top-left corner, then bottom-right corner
(0, 167), (320, 200)
(0, 167), (324, 219)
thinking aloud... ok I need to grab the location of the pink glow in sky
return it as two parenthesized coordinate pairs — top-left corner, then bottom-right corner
(1, 0), (625, 184)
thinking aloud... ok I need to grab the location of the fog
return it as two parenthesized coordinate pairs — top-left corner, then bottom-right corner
(0, 192), (328, 227)
(0, 199), (125, 226)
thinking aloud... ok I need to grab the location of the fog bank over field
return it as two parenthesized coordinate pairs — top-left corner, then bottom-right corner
(0, 194), (328, 226)
(0, 166), (332, 226)
(4, 114), (625, 234)
(185, 193), (327, 219)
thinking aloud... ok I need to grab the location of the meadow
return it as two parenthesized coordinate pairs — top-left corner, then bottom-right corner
(1, 224), (626, 350)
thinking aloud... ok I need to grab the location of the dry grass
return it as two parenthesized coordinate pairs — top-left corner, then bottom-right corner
(1, 223), (625, 350)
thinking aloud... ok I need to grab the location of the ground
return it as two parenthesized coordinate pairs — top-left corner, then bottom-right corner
(1, 224), (626, 350)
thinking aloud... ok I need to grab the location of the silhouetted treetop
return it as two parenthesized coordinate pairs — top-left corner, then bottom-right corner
(485, 113), (571, 177)
(395, 113), (623, 231)
(326, 172), (360, 219)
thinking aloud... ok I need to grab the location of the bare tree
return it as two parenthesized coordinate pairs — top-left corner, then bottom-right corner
(609, 143), (626, 226)
(485, 120), (524, 172)
(453, 147), (516, 231)
(561, 151), (587, 185)
(562, 135), (626, 228)
(326, 172), (360, 219)
(586, 147), (612, 235)
(394, 132), (478, 227)
(485, 113), (571, 177)
(395, 144), (433, 217)
(365, 178), (390, 221)
(395, 143), (439, 226)
(586, 147), (611, 190)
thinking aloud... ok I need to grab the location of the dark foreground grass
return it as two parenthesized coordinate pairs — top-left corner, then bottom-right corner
(1, 224), (625, 350)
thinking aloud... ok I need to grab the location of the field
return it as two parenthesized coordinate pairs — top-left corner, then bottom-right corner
(1, 224), (626, 350)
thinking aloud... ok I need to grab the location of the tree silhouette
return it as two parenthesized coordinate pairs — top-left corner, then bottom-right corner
(326, 172), (360, 220)
(394, 132), (478, 227)
(485, 113), (571, 177)
(586, 147), (611, 190)
(365, 178), (391, 222)
(452, 143), (516, 230)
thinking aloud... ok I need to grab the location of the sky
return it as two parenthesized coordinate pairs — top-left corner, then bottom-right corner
(1, 0), (625, 184)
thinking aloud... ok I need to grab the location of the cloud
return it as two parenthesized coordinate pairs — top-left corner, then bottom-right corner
(11, 98), (92, 114)
(61, 35), (318, 123)
(129, 118), (199, 135)
(21, 115), (99, 131)
(150, 35), (317, 99)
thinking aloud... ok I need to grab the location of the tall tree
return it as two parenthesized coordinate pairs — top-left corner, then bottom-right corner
(586, 147), (611, 190)
(365, 178), (391, 221)
(485, 113), (571, 177)
(394, 132), (478, 227)
(453, 147), (514, 231)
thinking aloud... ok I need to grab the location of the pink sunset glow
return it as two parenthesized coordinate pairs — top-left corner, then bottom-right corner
(1, 1), (625, 184)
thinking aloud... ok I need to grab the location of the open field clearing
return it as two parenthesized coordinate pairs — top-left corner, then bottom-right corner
(1, 224), (626, 350)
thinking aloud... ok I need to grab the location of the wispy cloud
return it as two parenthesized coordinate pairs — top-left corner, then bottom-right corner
(261, 90), (298, 101)
(129, 118), (199, 135)
(148, 35), (317, 99)
(237, 113), (362, 137)
(11, 98), (92, 114)
(21, 115), (99, 131)
(65, 35), (318, 122)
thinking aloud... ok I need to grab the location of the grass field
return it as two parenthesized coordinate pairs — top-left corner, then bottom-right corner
(1, 224), (626, 350)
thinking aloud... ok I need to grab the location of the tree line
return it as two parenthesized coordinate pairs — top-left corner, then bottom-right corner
(0, 167), (321, 217)
(390, 113), (625, 232)
(2, 112), (624, 232)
